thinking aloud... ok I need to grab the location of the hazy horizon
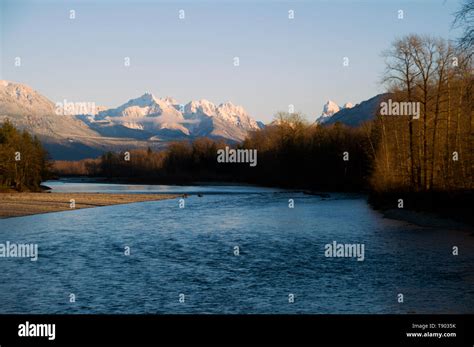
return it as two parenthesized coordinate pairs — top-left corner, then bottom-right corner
(0, 0), (463, 122)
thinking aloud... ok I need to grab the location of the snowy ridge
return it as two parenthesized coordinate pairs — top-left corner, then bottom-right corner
(93, 93), (260, 141)
(316, 100), (353, 124)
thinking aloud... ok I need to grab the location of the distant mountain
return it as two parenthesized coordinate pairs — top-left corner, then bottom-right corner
(0, 80), (107, 159)
(321, 100), (341, 116)
(316, 100), (353, 124)
(185, 99), (260, 140)
(317, 94), (390, 127)
(0, 80), (261, 159)
(90, 94), (259, 142)
(0, 81), (98, 138)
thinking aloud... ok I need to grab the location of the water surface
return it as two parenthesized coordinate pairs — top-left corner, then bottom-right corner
(0, 181), (473, 313)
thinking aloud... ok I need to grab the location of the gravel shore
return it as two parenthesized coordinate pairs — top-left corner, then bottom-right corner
(0, 193), (179, 218)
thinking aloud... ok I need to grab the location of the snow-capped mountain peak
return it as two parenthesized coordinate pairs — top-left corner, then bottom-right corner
(127, 92), (159, 106)
(322, 100), (340, 117)
(343, 102), (354, 109)
(185, 99), (217, 116)
(0, 80), (56, 115)
(92, 93), (259, 141)
(316, 100), (353, 124)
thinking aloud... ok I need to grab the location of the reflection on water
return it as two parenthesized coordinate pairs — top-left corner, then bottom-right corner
(0, 181), (473, 313)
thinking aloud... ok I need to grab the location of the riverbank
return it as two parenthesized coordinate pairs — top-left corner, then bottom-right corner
(0, 192), (180, 218)
(381, 208), (474, 233)
(369, 191), (474, 228)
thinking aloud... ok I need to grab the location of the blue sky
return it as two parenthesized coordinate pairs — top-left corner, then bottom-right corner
(0, 0), (463, 122)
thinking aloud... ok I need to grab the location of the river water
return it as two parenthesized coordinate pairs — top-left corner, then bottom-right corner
(0, 180), (473, 313)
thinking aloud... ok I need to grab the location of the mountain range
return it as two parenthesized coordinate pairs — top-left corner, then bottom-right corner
(0, 80), (384, 160)
(0, 81), (260, 159)
(90, 92), (260, 142)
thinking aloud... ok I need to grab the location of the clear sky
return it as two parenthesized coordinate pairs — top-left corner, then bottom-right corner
(0, 0), (463, 123)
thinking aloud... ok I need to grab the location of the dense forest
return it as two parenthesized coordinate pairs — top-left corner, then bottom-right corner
(0, 120), (50, 192)
(54, 119), (373, 190)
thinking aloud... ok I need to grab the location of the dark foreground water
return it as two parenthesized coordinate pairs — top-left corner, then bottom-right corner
(0, 181), (473, 313)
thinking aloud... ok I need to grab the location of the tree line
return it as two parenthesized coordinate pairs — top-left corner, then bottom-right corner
(55, 119), (372, 191)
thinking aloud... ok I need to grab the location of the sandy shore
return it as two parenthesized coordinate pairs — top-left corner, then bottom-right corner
(0, 193), (180, 218)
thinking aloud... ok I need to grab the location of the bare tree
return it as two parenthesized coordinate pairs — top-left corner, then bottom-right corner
(380, 34), (473, 192)
(453, 0), (474, 56)
(382, 35), (421, 190)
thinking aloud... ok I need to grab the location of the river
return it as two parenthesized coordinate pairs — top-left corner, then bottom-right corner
(0, 180), (473, 313)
